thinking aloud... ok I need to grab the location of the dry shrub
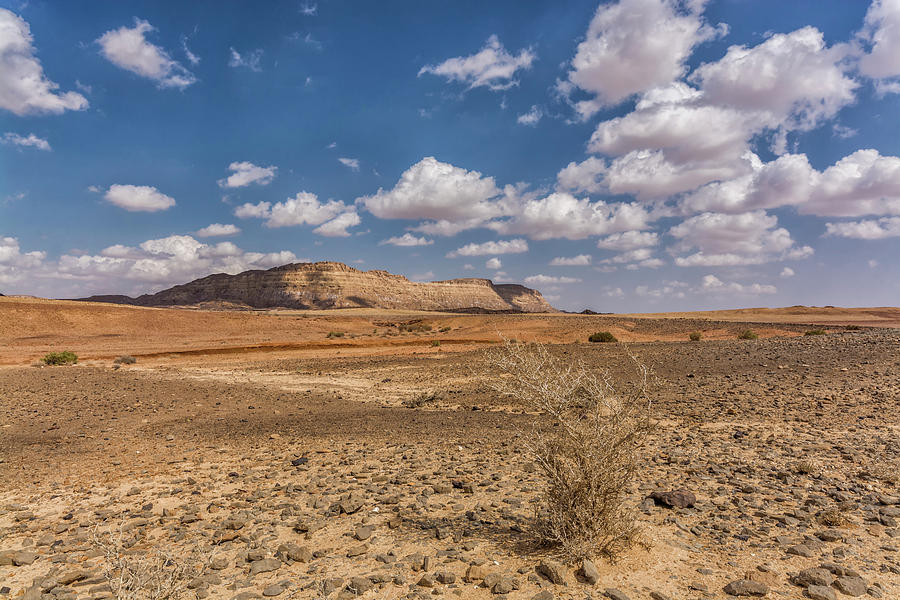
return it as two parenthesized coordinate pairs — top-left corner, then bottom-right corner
(484, 340), (652, 561)
(92, 526), (206, 600)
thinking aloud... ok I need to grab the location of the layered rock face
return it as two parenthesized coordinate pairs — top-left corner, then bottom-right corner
(85, 262), (556, 312)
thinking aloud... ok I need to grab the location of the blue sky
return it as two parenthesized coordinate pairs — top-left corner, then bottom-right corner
(2, 0), (900, 311)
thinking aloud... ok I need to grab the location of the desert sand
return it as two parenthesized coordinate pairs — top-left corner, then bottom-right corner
(1, 297), (898, 599)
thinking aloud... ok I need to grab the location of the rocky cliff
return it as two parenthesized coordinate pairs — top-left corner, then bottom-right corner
(83, 262), (556, 312)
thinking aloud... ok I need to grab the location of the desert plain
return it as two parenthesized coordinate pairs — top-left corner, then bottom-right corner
(1, 296), (899, 600)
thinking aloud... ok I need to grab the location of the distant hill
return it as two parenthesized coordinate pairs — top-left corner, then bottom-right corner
(80, 261), (557, 313)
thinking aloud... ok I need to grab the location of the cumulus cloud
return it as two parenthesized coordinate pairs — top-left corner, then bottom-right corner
(378, 233), (433, 246)
(517, 105), (543, 126)
(669, 210), (813, 266)
(524, 274), (582, 284)
(635, 282), (686, 299)
(359, 157), (506, 234)
(596, 230), (658, 250)
(195, 223), (240, 237)
(556, 156), (607, 194)
(103, 185), (176, 212)
(55, 234), (298, 293)
(0, 9), (88, 115)
(858, 0), (900, 90)
(447, 238), (528, 257)
(559, 0), (722, 117)
(97, 19), (196, 89)
(228, 47), (262, 71)
(338, 157), (360, 170)
(824, 216), (900, 239)
(780, 267), (795, 278)
(804, 149), (900, 216)
(235, 192), (359, 236)
(690, 27), (857, 130)
(312, 210), (361, 237)
(699, 274), (777, 294)
(485, 257), (502, 269)
(2, 132), (51, 150)
(218, 161), (277, 188)
(550, 254), (592, 266)
(0, 236), (46, 285)
(679, 153), (815, 214)
(418, 34), (535, 91)
(488, 192), (649, 240)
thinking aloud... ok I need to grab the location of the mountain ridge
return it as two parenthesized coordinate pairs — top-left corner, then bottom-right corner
(79, 261), (557, 312)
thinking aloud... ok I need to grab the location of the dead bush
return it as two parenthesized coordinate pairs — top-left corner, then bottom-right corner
(483, 340), (652, 561)
(92, 525), (207, 600)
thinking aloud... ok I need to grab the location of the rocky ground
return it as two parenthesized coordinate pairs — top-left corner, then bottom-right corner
(1, 329), (899, 599)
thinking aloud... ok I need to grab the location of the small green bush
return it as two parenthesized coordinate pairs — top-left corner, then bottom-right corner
(439, 326), (451, 333)
(689, 332), (702, 341)
(327, 331), (344, 338)
(431, 340), (441, 347)
(588, 331), (617, 343)
(737, 330), (758, 340)
(804, 329), (826, 336)
(42, 351), (78, 365)
(113, 355), (136, 364)
(845, 324), (862, 331)
(402, 391), (442, 408)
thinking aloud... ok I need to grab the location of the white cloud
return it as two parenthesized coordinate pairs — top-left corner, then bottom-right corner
(378, 233), (433, 246)
(419, 34), (535, 91)
(228, 47), (262, 71)
(312, 210), (361, 237)
(699, 274), (776, 295)
(55, 234), (297, 291)
(524, 274), (582, 284)
(858, 0), (900, 87)
(97, 19), (196, 89)
(669, 211), (813, 266)
(804, 149), (900, 216)
(2, 132), (50, 150)
(359, 157), (505, 232)
(410, 270), (435, 282)
(104, 185), (175, 212)
(635, 283), (686, 299)
(195, 223), (240, 237)
(550, 254), (592, 266)
(0, 236), (45, 285)
(596, 230), (658, 250)
(447, 238), (528, 257)
(556, 156), (607, 194)
(824, 216), (900, 239)
(338, 157), (360, 170)
(300, 2), (318, 16)
(517, 105), (543, 126)
(780, 267), (795, 278)
(485, 257), (502, 269)
(602, 247), (654, 263)
(218, 161), (277, 188)
(182, 37), (200, 65)
(679, 152), (815, 214)
(236, 191), (358, 236)
(869, 259), (879, 268)
(690, 26), (857, 130)
(560, 0), (722, 117)
(0, 9), (88, 115)
(488, 192), (649, 240)
(605, 287), (625, 298)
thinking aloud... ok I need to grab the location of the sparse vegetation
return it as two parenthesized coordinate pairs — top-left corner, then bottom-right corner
(439, 326), (451, 333)
(846, 324), (862, 331)
(484, 340), (651, 561)
(326, 331), (345, 338)
(431, 340), (441, 347)
(737, 329), (758, 340)
(588, 331), (617, 343)
(689, 332), (702, 341)
(399, 321), (432, 333)
(41, 350), (78, 365)
(804, 329), (826, 336)
(114, 355), (137, 364)
(92, 525), (198, 600)
(402, 391), (442, 408)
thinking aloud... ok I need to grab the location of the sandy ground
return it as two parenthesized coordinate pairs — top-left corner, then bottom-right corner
(1, 298), (899, 599)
